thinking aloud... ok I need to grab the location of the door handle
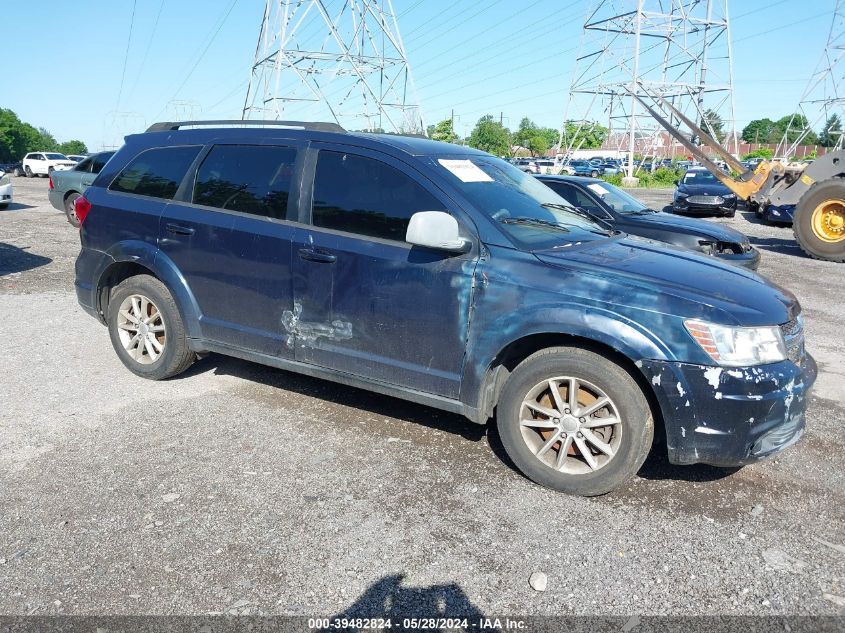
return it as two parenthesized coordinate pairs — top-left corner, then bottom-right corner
(165, 223), (195, 236)
(298, 248), (337, 264)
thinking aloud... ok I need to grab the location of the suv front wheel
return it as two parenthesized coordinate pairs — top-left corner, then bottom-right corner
(107, 275), (195, 380)
(497, 347), (653, 496)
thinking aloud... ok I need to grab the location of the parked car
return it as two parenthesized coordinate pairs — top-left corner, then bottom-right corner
(22, 152), (76, 177)
(74, 120), (815, 496)
(534, 159), (558, 174)
(0, 161), (24, 177)
(0, 169), (12, 209)
(762, 203), (796, 225)
(48, 151), (115, 226)
(598, 162), (621, 175)
(568, 159), (602, 177)
(536, 175), (760, 269)
(673, 167), (738, 217)
(515, 158), (538, 174)
(66, 154), (87, 164)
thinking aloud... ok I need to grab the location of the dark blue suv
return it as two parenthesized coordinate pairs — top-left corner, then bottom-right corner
(74, 120), (817, 496)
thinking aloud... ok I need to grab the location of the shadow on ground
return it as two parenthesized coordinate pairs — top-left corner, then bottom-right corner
(0, 242), (52, 275)
(185, 353), (744, 490)
(748, 235), (806, 257)
(321, 573), (487, 631)
(0, 202), (36, 211)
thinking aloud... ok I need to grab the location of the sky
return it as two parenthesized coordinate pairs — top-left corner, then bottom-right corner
(1, 0), (838, 152)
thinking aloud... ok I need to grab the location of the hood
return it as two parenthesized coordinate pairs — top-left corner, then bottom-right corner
(534, 236), (797, 327)
(677, 180), (733, 196)
(624, 211), (748, 243)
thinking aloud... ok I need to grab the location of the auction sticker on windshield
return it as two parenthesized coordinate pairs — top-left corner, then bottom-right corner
(587, 183), (610, 195)
(438, 159), (494, 183)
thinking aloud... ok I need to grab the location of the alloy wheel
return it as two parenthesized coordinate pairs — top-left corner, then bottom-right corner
(519, 376), (622, 474)
(116, 294), (166, 364)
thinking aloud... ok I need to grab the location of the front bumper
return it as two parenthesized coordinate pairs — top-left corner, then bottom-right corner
(640, 355), (817, 467)
(673, 198), (737, 216)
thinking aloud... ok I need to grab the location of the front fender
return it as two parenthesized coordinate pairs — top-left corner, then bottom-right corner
(99, 241), (202, 339)
(461, 302), (677, 413)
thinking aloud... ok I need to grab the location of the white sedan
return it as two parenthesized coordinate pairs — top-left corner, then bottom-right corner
(0, 170), (12, 208)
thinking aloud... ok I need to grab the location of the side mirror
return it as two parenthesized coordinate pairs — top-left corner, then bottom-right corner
(673, 180), (679, 186)
(406, 211), (470, 253)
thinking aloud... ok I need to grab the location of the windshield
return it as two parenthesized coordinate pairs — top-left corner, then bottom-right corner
(434, 155), (610, 250)
(45, 153), (68, 160)
(582, 181), (650, 214)
(683, 170), (718, 184)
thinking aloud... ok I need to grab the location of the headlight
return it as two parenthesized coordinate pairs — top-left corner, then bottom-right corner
(0, 174), (10, 186)
(723, 193), (736, 199)
(684, 319), (786, 366)
(675, 191), (688, 199)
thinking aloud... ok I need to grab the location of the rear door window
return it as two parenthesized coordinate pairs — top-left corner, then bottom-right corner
(75, 157), (94, 172)
(192, 145), (297, 220)
(91, 152), (114, 174)
(110, 146), (201, 200)
(311, 150), (446, 242)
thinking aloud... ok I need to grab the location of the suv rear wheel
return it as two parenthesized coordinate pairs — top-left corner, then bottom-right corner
(497, 347), (653, 496)
(107, 275), (195, 380)
(24, 166), (33, 178)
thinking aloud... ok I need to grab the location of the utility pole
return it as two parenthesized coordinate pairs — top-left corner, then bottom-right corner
(560, 0), (736, 183)
(243, 0), (425, 134)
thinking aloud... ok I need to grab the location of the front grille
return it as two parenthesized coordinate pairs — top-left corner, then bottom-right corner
(780, 315), (804, 364)
(686, 195), (724, 205)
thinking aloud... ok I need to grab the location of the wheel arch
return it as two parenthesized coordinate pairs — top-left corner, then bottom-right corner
(63, 189), (81, 202)
(469, 329), (666, 445)
(96, 246), (202, 339)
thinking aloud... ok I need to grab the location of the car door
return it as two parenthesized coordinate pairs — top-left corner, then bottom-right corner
(289, 144), (479, 398)
(159, 141), (304, 357)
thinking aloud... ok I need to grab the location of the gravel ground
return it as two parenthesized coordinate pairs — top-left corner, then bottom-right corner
(1, 176), (843, 618)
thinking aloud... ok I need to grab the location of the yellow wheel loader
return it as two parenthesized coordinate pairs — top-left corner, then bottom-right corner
(632, 91), (845, 263)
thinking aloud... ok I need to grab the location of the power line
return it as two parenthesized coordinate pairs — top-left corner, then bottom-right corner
(127, 0), (166, 103)
(115, 0), (138, 111)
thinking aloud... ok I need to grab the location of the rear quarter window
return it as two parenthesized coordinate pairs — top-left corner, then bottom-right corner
(109, 146), (201, 200)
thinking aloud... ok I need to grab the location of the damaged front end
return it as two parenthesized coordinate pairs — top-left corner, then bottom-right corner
(640, 353), (817, 467)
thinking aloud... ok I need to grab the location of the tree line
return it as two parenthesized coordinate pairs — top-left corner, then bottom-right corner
(427, 115), (608, 157)
(0, 108), (87, 162)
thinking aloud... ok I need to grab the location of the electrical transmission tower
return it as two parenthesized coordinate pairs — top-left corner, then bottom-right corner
(776, 0), (844, 156)
(242, 0), (425, 134)
(560, 0), (737, 180)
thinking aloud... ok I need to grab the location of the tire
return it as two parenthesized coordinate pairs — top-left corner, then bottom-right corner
(793, 178), (845, 262)
(107, 275), (195, 380)
(726, 209), (736, 218)
(13, 167), (22, 177)
(48, 166), (54, 175)
(496, 347), (654, 496)
(24, 166), (33, 178)
(591, 170), (599, 178)
(64, 192), (82, 227)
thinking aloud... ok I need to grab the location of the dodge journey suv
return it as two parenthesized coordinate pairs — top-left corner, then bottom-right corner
(74, 120), (816, 496)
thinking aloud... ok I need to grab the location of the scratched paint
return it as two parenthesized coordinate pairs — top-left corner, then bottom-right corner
(281, 302), (352, 349)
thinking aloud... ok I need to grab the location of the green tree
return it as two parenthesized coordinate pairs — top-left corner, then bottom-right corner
(699, 109), (726, 143)
(561, 120), (607, 150)
(58, 140), (88, 155)
(741, 118), (776, 143)
(775, 114), (818, 145)
(742, 148), (773, 160)
(819, 113), (842, 147)
(0, 108), (63, 161)
(430, 118), (458, 143)
(467, 115), (511, 156)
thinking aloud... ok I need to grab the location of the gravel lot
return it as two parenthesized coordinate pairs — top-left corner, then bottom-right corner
(1, 176), (843, 618)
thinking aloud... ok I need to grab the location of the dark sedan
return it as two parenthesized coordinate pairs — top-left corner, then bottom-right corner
(673, 167), (738, 217)
(536, 175), (760, 270)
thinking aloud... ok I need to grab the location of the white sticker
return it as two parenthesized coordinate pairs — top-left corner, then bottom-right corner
(587, 183), (610, 195)
(438, 159), (494, 183)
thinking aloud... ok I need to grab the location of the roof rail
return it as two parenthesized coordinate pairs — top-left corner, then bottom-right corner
(145, 120), (346, 133)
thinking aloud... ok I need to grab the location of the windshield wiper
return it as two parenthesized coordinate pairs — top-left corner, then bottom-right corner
(501, 216), (570, 232)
